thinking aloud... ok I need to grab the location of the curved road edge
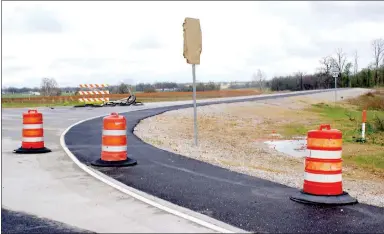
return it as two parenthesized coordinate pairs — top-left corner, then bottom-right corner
(60, 112), (246, 233)
(60, 88), (356, 233)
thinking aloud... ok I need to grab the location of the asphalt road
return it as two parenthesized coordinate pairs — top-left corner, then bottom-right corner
(3, 104), (230, 233)
(1, 208), (92, 233)
(65, 90), (384, 233)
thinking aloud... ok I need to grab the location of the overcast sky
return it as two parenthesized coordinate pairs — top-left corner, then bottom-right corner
(3, 1), (384, 88)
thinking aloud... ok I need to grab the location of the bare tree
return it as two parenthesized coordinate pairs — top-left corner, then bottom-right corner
(344, 62), (353, 87)
(295, 71), (306, 90)
(317, 56), (333, 88)
(41, 77), (59, 96)
(353, 50), (359, 76)
(319, 56), (333, 75)
(372, 38), (384, 85)
(252, 69), (266, 91)
(251, 73), (257, 87)
(381, 60), (384, 86)
(117, 82), (130, 94)
(331, 48), (347, 74)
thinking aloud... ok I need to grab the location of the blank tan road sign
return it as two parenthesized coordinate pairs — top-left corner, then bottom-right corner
(183, 17), (202, 65)
(182, 17), (202, 147)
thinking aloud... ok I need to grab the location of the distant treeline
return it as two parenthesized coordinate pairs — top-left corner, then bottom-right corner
(4, 38), (384, 95)
(2, 86), (79, 94)
(268, 66), (384, 91)
(2, 81), (221, 95)
(268, 38), (384, 91)
(131, 82), (220, 93)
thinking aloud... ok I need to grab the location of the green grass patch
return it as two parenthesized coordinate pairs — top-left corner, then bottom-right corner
(351, 153), (384, 170)
(2, 93), (34, 98)
(2, 101), (82, 108)
(281, 123), (311, 137)
(343, 148), (384, 175)
(307, 103), (384, 144)
(280, 94), (384, 173)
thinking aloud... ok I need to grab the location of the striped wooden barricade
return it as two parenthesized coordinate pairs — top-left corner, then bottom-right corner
(78, 84), (110, 103)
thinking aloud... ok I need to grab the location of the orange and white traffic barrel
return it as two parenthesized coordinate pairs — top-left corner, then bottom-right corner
(14, 109), (51, 154)
(290, 124), (357, 205)
(91, 112), (137, 167)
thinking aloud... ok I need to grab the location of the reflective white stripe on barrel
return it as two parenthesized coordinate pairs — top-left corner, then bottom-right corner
(23, 124), (43, 129)
(22, 137), (44, 142)
(308, 150), (342, 159)
(102, 130), (126, 136)
(304, 172), (342, 183)
(102, 145), (127, 152)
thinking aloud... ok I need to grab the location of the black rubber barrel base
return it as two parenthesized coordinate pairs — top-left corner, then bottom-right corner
(13, 147), (52, 154)
(290, 190), (358, 205)
(91, 158), (137, 167)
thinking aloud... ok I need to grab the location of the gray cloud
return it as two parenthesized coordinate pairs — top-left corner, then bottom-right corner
(259, 2), (384, 32)
(3, 1), (384, 87)
(309, 2), (384, 23)
(4, 5), (63, 33)
(254, 1), (384, 70)
(49, 58), (141, 72)
(3, 66), (31, 75)
(60, 73), (139, 86)
(245, 48), (287, 67)
(284, 45), (320, 60)
(130, 36), (162, 50)
(49, 58), (115, 70)
(3, 56), (17, 61)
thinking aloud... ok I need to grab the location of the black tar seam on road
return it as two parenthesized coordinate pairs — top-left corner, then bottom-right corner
(64, 89), (384, 233)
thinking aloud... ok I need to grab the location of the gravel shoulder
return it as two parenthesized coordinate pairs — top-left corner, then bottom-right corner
(134, 88), (384, 207)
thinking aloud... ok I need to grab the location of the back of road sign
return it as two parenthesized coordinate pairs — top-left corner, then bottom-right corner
(183, 17), (202, 65)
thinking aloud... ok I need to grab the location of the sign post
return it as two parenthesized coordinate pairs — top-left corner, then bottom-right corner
(192, 64), (198, 146)
(183, 17), (202, 147)
(361, 110), (367, 142)
(331, 68), (339, 105)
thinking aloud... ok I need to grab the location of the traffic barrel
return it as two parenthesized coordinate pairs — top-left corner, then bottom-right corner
(13, 109), (51, 154)
(290, 124), (357, 205)
(91, 112), (137, 167)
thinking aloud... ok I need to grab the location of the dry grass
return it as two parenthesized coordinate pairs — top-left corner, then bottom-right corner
(348, 89), (384, 110)
(2, 89), (268, 107)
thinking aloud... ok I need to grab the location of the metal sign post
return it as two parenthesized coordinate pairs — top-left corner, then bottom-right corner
(331, 68), (339, 105)
(192, 64), (198, 146)
(183, 17), (202, 147)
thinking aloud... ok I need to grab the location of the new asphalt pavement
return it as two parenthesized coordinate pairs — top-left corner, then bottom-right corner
(1, 208), (92, 233)
(65, 89), (384, 233)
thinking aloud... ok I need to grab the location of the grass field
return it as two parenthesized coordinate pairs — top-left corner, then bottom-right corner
(1, 101), (82, 108)
(2, 89), (268, 108)
(280, 89), (384, 175)
(2, 93), (35, 98)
